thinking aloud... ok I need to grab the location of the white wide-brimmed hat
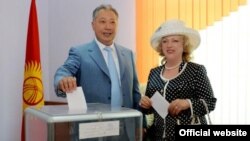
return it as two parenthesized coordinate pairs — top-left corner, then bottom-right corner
(150, 19), (200, 52)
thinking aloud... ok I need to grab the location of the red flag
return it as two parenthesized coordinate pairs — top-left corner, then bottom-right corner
(21, 0), (44, 140)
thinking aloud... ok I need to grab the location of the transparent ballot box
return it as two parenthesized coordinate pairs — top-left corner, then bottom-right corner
(25, 103), (142, 141)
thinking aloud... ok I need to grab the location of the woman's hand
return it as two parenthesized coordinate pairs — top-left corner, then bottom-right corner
(139, 96), (152, 109)
(168, 99), (190, 117)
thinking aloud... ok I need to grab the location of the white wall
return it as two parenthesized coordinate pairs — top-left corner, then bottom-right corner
(0, 0), (135, 140)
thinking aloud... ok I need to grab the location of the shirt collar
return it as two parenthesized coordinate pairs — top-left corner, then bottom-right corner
(95, 37), (115, 51)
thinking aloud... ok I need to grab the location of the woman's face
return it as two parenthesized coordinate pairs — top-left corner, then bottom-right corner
(161, 35), (184, 61)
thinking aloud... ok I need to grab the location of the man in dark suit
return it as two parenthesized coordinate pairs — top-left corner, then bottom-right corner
(54, 4), (142, 141)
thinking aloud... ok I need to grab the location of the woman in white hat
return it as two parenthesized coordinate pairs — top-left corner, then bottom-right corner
(139, 19), (217, 141)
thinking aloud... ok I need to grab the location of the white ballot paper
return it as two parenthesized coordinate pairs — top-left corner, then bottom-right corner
(66, 86), (87, 111)
(151, 91), (169, 118)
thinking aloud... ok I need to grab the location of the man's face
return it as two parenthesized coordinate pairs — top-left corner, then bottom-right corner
(92, 9), (118, 46)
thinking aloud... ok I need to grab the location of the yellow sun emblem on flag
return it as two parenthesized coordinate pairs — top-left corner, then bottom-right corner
(23, 61), (44, 109)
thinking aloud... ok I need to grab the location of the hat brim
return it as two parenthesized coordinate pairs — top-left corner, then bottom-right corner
(150, 20), (200, 52)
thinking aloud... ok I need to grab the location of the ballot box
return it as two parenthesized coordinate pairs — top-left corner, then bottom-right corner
(25, 103), (142, 141)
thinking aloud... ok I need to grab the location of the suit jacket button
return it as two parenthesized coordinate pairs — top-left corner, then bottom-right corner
(108, 96), (111, 100)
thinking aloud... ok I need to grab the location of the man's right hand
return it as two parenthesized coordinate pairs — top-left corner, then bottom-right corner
(58, 76), (77, 93)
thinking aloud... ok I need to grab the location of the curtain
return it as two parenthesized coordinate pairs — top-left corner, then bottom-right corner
(136, 0), (250, 124)
(193, 3), (250, 124)
(136, 0), (247, 82)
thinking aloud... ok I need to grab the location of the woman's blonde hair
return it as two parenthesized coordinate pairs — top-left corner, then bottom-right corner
(155, 35), (193, 65)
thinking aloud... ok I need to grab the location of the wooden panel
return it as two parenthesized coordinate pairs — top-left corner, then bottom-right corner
(44, 101), (67, 105)
(54, 123), (71, 141)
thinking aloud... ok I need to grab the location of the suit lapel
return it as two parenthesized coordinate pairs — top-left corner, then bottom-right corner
(115, 45), (126, 80)
(88, 41), (109, 77)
